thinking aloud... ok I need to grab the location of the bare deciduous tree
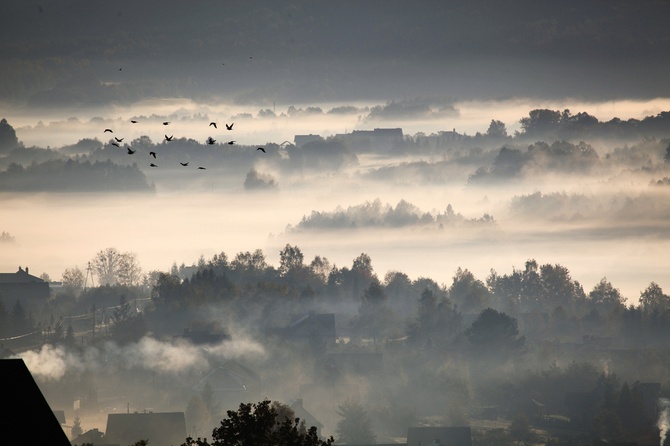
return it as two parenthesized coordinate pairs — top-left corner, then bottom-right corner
(91, 248), (142, 286)
(62, 266), (85, 295)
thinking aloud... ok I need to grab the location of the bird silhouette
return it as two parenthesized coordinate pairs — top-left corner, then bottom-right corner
(163, 121), (170, 125)
(209, 122), (217, 128)
(257, 147), (266, 153)
(149, 151), (156, 158)
(165, 135), (173, 141)
(198, 166), (206, 170)
(150, 163), (158, 167)
(180, 162), (189, 166)
(130, 120), (138, 123)
(226, 123), (234, 130)
(207, 137), (216, 145)
(115, 137), (124, 142)
(111, 142), (120, 147)
(104, 128), (113, 133)
(227, 140), (235, 145)
(127, 147), (136, 154)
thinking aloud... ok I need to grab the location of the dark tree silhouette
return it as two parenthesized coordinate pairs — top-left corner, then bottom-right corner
(465, 308), (525, 360)
(0, 118), (20, 153)
(181, 400), (333, 446)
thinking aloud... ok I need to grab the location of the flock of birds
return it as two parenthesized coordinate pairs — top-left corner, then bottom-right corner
(102, 119), (266, 170)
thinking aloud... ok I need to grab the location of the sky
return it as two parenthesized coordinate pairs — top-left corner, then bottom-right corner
(2, 0), (670, 303)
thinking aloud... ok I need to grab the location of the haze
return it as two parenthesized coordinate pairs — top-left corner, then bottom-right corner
(3, 2), (670, 445)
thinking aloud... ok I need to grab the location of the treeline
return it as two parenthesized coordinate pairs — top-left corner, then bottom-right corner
(37, 245), (670, 349)
(0, 158), (154, 192)
(15, 246), (670, 445)
(288, 199), (494, 232)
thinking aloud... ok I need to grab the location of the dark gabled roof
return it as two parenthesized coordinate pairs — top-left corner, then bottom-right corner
(282, 313), (336, 340)
(0, 359), (71, 446)
(0, 267), (45, 284)
(193, 359), (261, 393)
(407, 427), (472, 446)
(289, 398), (323, 429)
(105, 412), (186, 446)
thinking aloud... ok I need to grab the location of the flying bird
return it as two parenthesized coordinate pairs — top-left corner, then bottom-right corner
(165, 135), (173, 141)
(180, 162), (189, 166)
(163, 121), (170, 125)
(257, 147), (266, 153)
(104, 128), (113, 133)
(150, 163), (157, 167)
(209, 122), (217, 128)
(130, 120), (138, 123)
(111, 142), (120, 147)
(225, 123), (234, 130)
(115, 137), (124, 142)
(149, 151), (156, 158)
(207, 137), (216, 145)
(227, 140), (235, 145)
(198, 166), (206, 170)
(127, 147), (136, 154)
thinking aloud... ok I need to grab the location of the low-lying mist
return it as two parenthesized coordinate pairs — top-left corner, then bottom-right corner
(3, 96), (670, 302)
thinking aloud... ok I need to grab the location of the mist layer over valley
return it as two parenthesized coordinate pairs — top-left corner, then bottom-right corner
(3, 98), (670, 446)
(4, 2), (670, 446)
(2, 99), (670, 301)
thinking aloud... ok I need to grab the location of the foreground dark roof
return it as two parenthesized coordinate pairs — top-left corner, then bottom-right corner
(0, 358), (70, 446)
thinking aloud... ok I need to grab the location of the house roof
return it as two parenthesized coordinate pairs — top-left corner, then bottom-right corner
(281, 313), (336, 341)
(105, 412), (186, 446)
(193, 359), (261, 393)
(0, 358), (71, 446)
(407, 427), (472, 446)
(289, 398), (323, 429)
(0, 267), (44, 284)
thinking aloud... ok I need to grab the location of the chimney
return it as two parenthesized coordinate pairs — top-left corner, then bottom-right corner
(25, 267), (29, 274)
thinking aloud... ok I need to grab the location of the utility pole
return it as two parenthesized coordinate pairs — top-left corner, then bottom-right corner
(84, 261), (95, 289)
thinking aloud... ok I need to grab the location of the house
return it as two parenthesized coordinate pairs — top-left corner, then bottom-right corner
(289, 398), (324, 437)
(335, 128), (404, 152)
(71, 427), (113, 446)
(104, 411), (186, 446)
(277, 313), (337, 345)
(407, 426), (473, 446)
(0, 266), (50, 308)
(0, 358), (71, 446)
(294, 134), (324, 147)
(192, 359), (262, 411)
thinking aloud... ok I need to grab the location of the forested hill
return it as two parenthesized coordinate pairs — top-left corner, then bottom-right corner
(0, 158), (154, 192)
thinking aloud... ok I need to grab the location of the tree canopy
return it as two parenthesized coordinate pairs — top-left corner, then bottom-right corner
(182, 400), (334, 446)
